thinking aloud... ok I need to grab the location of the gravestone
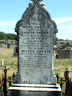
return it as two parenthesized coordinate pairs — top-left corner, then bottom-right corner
(57, 50), (72, 59)
(8, 0), (61, 96)
(13, 47), (18, 57)
(2, 59), (4, 67)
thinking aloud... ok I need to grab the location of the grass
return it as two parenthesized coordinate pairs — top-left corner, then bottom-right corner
(0, 45), (17, 78)
(0, 44), (72, 94)
(54, 52), (72, 94)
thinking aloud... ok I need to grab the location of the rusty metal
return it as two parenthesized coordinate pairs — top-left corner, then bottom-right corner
(0, 67), (16, 96)
(3, 66), (7, 96)
(1, 88), (3, 96)
(12, 72), (15, 81)
(8, 76), (12, 87)
(57, 76), (65, 95)
(65, 76), (70, 95)
(0, 66), (72, 96)
(60, 78), (65, 89)
(64, 68), (71, 95)
(56, 68), (72, 96)
(68, 79), (72, 96)
(64, 68), (69, 80)
(56, 73), (65, 89)
(7, 72), (16, 87)
(0, 76), (4, 96)
(56, 73), (59, 83)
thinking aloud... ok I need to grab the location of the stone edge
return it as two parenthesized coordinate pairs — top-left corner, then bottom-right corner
(8, 84), (61, 92)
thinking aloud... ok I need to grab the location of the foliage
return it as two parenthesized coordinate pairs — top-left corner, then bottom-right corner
(0, 31), (16, 40)
(0, 32), (6, 39)
(57, 38), (72, 41)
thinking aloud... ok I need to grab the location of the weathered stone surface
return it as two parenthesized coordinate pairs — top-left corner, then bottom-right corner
(57, 50), (72, 59)
(14, 0), (57, 85)
(8, 84), (61, 96)
(8, 0), (61, 96)
(13, 47), (18, 57)
(8, 91), (61, 96)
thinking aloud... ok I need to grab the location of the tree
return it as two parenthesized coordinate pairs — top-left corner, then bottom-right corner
(0, 32), (6, 40)
(0, 32), (16, 40)
(57, 39), (64, 41)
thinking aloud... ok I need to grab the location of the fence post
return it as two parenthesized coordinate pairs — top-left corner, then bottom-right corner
(69, 79), (72, 96)
(64, 68), (69, 95)
(0, 76), (3, 96)
(56, 73), (59, 83)
(2, 74), (4, 83)
(8, 76), (12, 87)
(3, 67), (7, 96)
(12, 72), (15, 81)
(60, 78), (63, 89)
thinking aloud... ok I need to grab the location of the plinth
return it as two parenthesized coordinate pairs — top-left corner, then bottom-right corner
(8, 84), (61, 96)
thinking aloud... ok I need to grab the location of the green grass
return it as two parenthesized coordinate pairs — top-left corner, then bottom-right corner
(58, 79), (65, 94)
(7, 68), (10, 70)
(54, 61), (60, 67)
(11, 56), (14, 58)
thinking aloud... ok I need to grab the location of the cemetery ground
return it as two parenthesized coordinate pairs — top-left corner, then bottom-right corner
(0, 45), (72, 93)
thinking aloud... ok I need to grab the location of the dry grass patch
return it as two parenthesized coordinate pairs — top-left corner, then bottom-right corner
(54, 58), (72, 77)
(0, 45), (17, 77)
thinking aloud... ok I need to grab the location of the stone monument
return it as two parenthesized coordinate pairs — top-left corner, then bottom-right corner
(8, 0), (61, 96)
(57, 50), (72, 59)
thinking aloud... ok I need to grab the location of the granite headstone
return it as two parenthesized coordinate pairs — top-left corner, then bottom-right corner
(57, 50), (72, 59)
(8, 0), (61, 96)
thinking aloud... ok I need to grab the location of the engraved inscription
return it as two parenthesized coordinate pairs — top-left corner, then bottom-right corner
(19, 5), (52, 68)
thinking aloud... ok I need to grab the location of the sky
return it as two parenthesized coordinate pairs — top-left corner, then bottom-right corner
(0, 0), (72, 40)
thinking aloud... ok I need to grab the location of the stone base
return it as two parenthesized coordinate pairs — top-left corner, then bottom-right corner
(8, 84), (61, 96)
